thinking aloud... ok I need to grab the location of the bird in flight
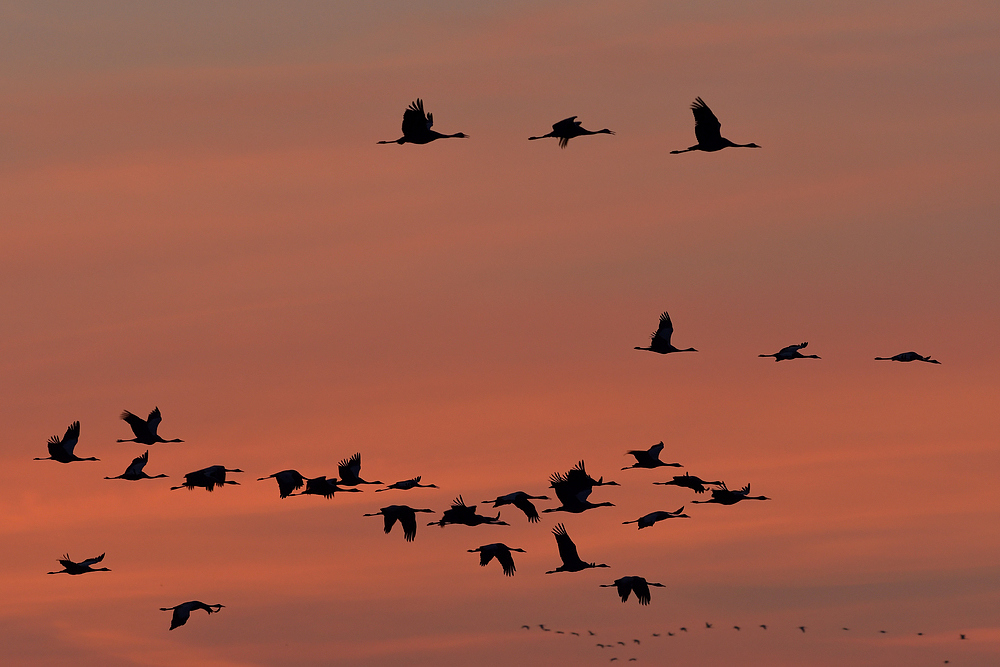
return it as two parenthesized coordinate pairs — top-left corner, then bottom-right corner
(545, 461), (618, 514)
(875, 351), (940, 364)
(670, 97), (760, 154)
(529, 116), (614, 148)
(364, 505), (434, 542)
(634, 312), (697, 354)
(429, 496), (509, 527)
(117, 407), (183, 445)
(378, 99), (468, 145)
(622, 442), (682, 470)
(376, 476), (439, 492)
(257, 470), (307, 498)
(468, 543), (525, 576)
(337, 453), (382, 487)
(34, 421), (98, 463)
(105, 450), (167, 480)
(690, 482), (770, 505)
(653, 473), (723, 494)
(545, 523), (610, 573)
(600, 576), (665, 605)
(170, 465), (243, 491)
(159, 601), (224, 630)
(482, 491), (550, 523)
(47, 553), (110, 575)
(291, 476), (362, 499)
(622, 507), (690, 529)
(759, 342), (821, 361)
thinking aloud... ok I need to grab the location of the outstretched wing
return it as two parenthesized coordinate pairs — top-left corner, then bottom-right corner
(616, 579), (633, 603)
(398, 509), (418, 541)
(338, 453), (362, 481)
(478, 546), (497, 567)
(649, 442), (664, 459)
(553, 524), (581, 565)
(495, 547), (517, 576)
(551, 116), (579, 133)
(124, 450), (149, 476)
(691, 97), (722, 145)
(512, 496), (541, 522)
(633, 578), (652, 605)
(402, 99), (431, 136)
(383, 512), (399, 535)
(146, 407), (162, 435)
(120, 410), (147, 437)
(80, 553), (105, 567)
(652, 312), (674, 346)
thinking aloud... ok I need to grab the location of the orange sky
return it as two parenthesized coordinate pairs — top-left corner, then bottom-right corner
(2, 1), (999, 665)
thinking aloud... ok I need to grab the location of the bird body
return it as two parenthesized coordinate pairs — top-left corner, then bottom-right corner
(117, 407), (183, 444)
(365, 505), (434, 541)
(600, 576), (664, 605)
(257, 470), (307, 498)
(759, 342), (820, 361)
(468, 543), (525, 576)
(622, 507), (690, 529)
(653, 473), (723, 494)
(429, 496), (508, 527)
(291, 476), (361, 499)
(634, 312), (697, 354)
(34, 421), (98, 463)
(528, 116), (614, 148)
(875, 351), (940, 364)
(377, 476), (438, 492)
(170, 465), (243, 491)
(622, 442), (682, 470)
(47, 553), (110, 575)
(670, 97), (759, 154)
(378, 99), (467, 145)
(105, 450), (167, 480)
(545, 523), (609, 573)
(159, 601), (224, 630)
(691, 482), (770, 505)
(482, 491), (550, 523)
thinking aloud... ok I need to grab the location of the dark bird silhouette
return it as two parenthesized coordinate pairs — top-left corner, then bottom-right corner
(545, 523), (609, 573)
(116, 407), (183, 444)
(759, 342), (820, 361)
(34, 421), (97, 463)
(960, 634), (966, 640)
(159, 601), (224, 630)
(47, 553), (110, 575)
(482, 491), (550, 523)
(544, 461), (618, 514)
(337, 453), (382, 487)
(376, 476), (438, 492)
(378, 99), (468, 145)
(734, 626), (741, 631)
(257, 470), (307, 498)
(799, 626), (806, 633)
(634, 312), (697, 354)
(104, 450), (167, 480)
(529, 116), (614, 148)
(429, 496), (509, 527)
(170, 465), (243, 491)
(622, 507), (690, 529)
(521, 625), (530, 630)
(364, 505), (434, 542)
(653, 473), (724, 494)
(622, 442), (682, 470)
(680, 627), (687, 632)
(600, 576), (664, 605)
(706, 622), (713, 629)
(291, 476), (362, 499)
(469, 543), (525, 576)
(670, 97), (760, 154)
(875, 351), (940, 364)
(760, 625), (768, 630)
(690, 482), (770, 506)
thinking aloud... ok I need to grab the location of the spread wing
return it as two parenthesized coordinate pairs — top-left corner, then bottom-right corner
(495, 547), (517, 576)
(691, 97), (722, 145)
(146, 407), (162, 435)
(553, 524), (580, 565)
(80, 553), (105, 567)
(402, 99), (431, 136)
(551, 116), (579, 133)
(512, 496), (541, 522)
(616, 579), (633, 603)
(652, 312), (674, 346)
(120, 410), (147, 437)
(338, 453), (362, 481)
(124, 450), (149, 476)
(398, 509), (418, 541)
(632, 578), (652, 605)
(649, 442), (664, 459)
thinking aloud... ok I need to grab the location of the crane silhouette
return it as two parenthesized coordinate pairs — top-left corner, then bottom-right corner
(759, 342), (821, 361)
(159, 601), (224, 630)
(291, 476), (362, 499)
(378, 99), (468, 145)
(600, 576), (664, 605)
(653, 473), (723, 494)
(104, 450), (167, 480)
(34, 421), (98, 463)
(337, 452), (382, 486)
(691, 482), (770, 505)
(545, 523), (610, 573)
(634, 312), (697, 354)
(364, 505), (434, 541)
(116, 407), (183, 444)
(622, 442), (682, 470)
(622, 506), (690, 529)
(429, 496), (509, 527)
(544, 461), (618, 514)
(670, 97), (760, 154)
(875, 351), (940, 364)
(482, 491), (550, 523)
(376, 476), (439, 492)
(170, 465), (243, 491)
(257, 470), (307, 498)
(528, 117), (614, 148)
(468, 543), (525, 576)
(47, 553), (110, 575)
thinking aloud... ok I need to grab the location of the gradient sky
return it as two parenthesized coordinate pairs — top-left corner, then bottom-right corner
(2, 1), (999, 665)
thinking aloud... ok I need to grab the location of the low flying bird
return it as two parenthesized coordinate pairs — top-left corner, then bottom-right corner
(364, 505), (434, 542)
(622, 442), (682, 470)
(257, 470), (307, 498)
(482, 491), (550, 523)
(34, 421), (97, 463)
(117, 407), (183, 444)
(378, 98), (468, 145)
(670, 97), (760, 154)
(291, 476), (361, 499)
(600, 576), (664, 605)
(528, 116), (614, 148)
(159, 601), (224, 630)
(337, 453), (382, 486)
(429, 496), (508, 527)
(170, 465), (243, 491)
(468, 543), (525, 576)
(653, 473), (723, 494)
(690, 482), (770, 506)
(47, 553), (110, 575)
(544, 461), (618, 514)
(759, 342), (821, 361)
(634, 312), (697, 354)
(875, 351), (940, 364)
(376, 476), (439, 492)
(622, 507), (690, 529)
(104, 450), (167, 480)
(545, 523), (609, 573)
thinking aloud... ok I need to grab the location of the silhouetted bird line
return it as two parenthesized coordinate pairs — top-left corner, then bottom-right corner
(160, 601), (224, 630)
(337, 452), (382, 486)
(545, 523), (609, 573)
(875, 351), (940, 364)
(482, 491), (550, 523)
(429, 496), (508, 527)
(377, 476), (439, 492)
(34, 421), (97, 463)
(364, 505), (434, 542)
(634, 312), (697, 354)
(670, 97), (760, 154)
(117, 407), (183, 444)
(378, 99), (467, 145)
(105, 450), (167, 480)
(170, 465), (243, 491)
(691, 482), (770, 505)
(47, 553), (109, 575)
(622, 507), (690, 529)
(257, 470), (307, 498)
(759, 342), (820, 361)
(468, 543), (525, 576)
(622, 442), (682, 470)
(653, 473), (723, 494)
(528, 116), (614, 148)
(600, 576), (664, 605)
(291, 476), (361, 499)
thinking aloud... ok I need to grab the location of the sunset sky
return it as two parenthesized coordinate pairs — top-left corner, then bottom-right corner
(2, 1), (999, 665)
